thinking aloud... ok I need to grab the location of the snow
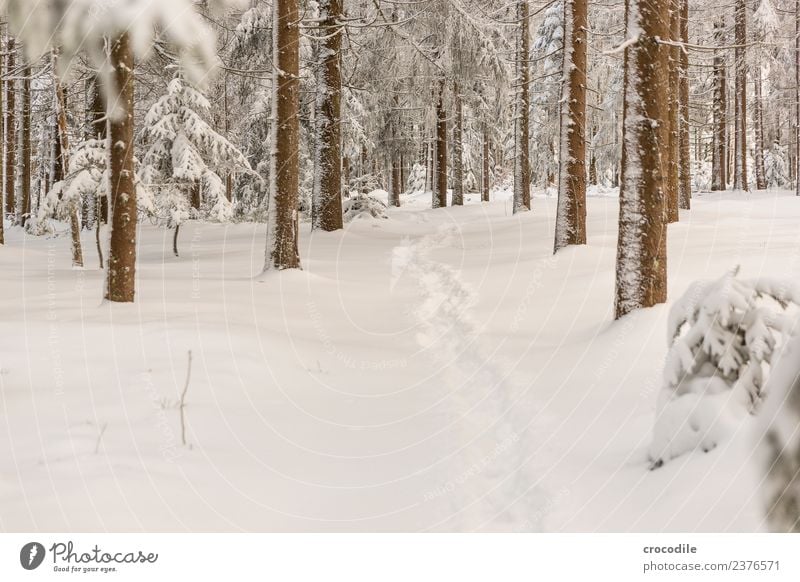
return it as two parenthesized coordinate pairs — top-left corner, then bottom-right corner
(3, 188), (798, 532)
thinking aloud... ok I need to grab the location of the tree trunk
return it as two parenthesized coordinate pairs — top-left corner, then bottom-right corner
(390, 153), (401, 207)
(555, 0), (587, 251)
(796, 0), (800, 196)
(482, 122), (490, 202)
(266, 0), (301, 270)
(733, 0), (748, 190)
(678, 0), (691, 208)
(664, 0), (680, 223)
(5, 38), (16, 221)
(514, 0), (531, 213)
(20, 62), (31, 226)
(0, 31), (4, 244)
(190, 182), (201, 210)
(711, 20), (727, 191)
(452, 82), (464, 206)
(312, 0), (344, 231)
(753, 58), (766, 190)
(54, 54), (83, 268)
(433, 80), (447, 208)
(615, 0), (669, 319)
(105, 33), (137, 301)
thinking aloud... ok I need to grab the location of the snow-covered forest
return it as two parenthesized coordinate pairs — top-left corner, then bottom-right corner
(1, 0), (800, 533)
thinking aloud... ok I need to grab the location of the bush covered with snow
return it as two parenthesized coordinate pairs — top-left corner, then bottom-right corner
(342, 192), (389, 222)
(648, 269), (800, 468)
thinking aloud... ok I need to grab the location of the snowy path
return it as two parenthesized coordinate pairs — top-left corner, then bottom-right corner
(2, 189), (797, 531)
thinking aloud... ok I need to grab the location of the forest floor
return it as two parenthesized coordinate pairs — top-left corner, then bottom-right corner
(2, 187), (797, 532)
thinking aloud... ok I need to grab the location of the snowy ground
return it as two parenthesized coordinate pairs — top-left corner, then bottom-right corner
(2, 188), (797, 532)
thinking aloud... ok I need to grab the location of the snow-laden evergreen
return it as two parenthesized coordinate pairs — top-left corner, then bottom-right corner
(142, 74), (251, 228)
(649, 270), (800, 467)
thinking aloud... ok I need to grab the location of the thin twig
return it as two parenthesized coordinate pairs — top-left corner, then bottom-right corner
(180, 350), (192, 447)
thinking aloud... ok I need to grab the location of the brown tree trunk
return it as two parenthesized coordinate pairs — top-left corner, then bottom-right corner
(433, 80), (447, 208)
(89, 77), (109, 223)
(21, 62), (31, 226)
(452, 82), (464, 206)
(796, 0), (800, 195)
(733, 0), (748, 190)
(54, 54), (84, 268)
(678, 0), (691, 208)
(482, 122), (490, 202)
(312, 0), (344, 230)
(105, 33), (137, 301)
(514, 0), (531, 213)
(0, 30), (4, 244)
(191, 183), (201, 210)
(753, 52), (767, 190)
(5, 38), (16, 221)
(664, 0), (680, 223)
(390, 154), (401, 207)
(615, 0), (669, 319)
(555, 0), (587, 251)
(711, 20), (727, 191)
(266, 0), (301, 270)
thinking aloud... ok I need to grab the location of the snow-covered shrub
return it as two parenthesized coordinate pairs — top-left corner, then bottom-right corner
(649, 269), (800, 468)
(342, 192), (389, 222)
(142, 73), (252, 230)
(758, 330), (800, 531)
(406, 163), (427, 194)
(763, 142), (789, 189)
(349, 173), (383, 196)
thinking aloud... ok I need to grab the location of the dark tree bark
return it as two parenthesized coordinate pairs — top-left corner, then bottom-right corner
(664, 0), (680, 223)
(53, 53), (83, 268)
(615, 0), (670, 319)
(5, 38), (16, 221)
(266, 0), (301, 270)
(452, 82), (464, 206)
(105, 33), (137, 301)
(678, 0), (691, 208)
(482, 122), (490, 202)
(312, 0), (344, 230)
(711, 20), (727, 191)
(514, 0), (531, 213)
(433, 80), (447, 208)
(733, 0), (748, 190)
(555, 0), (588, 251)
(20, 62), (31, 226)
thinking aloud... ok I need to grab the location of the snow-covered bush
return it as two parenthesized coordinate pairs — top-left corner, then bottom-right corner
(763, 142), (789, 189)
(142, 73), (252, 233)
(758, 330), (800, 531)
(649, 270), (800, 468)
(342, 192), (389, 222)
(406, 163), (427, 195)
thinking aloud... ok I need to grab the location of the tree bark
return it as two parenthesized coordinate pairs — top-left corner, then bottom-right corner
(555, 0), (587, 251)
(0, 31), (4, 244)
(711, 20), (727, 191)
(753, 58), (766, 190)
(5, 38), (16, 221)
(266, 0), (301, 270)
(54, 54), (84, 268)
(733, 0), (748, 190)
(615, 0), (669, 319)
(312, 0), (344, 230)
(482, 122), (490, 202)
(21, 62), (31, 226)
(664, 0), (680, 223)
(433, 79), (447, 208)
(678, 0), (691, 208)
(514, 0), (531, 213)
(105, 33), (137, 301)
(452, 82), (464, 206)
(791, 0), (800, 196)
(390, 153), (401, 207)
